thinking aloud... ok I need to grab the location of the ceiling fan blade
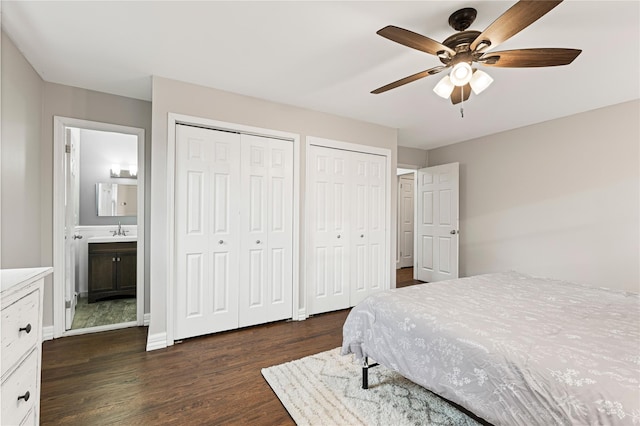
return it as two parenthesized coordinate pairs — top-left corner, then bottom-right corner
(371, 66), (446, 94)
(450, 84), (472, 105)
(480, 48), (581, 67)
(470, 1), (563, 52)
(377, 26), (455, 56)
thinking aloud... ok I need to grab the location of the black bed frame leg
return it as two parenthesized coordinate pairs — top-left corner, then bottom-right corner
(362, 357), (369, 389)
(362, 357), (378, 389)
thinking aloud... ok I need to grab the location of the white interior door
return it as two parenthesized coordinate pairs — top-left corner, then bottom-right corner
(307, 145), (350, 314)
(398, 174), (415, 268)
(175, 125), (241, 340)
(350, 151), (386, 306)
(238, 134), (293, 327)
(416, 163), (459, 282)
(64, 128), (79, 330)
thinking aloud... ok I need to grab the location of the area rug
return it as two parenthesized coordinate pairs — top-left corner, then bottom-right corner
(262, 348), (482, 426)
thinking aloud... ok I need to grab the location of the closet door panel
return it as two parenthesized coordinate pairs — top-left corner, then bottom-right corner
(175, 125), (241, 340)
(350, 151), (386, 306)
(266, 140), (293, 320)
(240, 136), (268, 326)
(307, 145), (350, 315)
(239, 135), (293, 327)
(368, 157), (386, 294)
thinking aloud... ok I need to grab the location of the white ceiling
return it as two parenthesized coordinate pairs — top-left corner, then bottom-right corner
(2, 1), (638, 150)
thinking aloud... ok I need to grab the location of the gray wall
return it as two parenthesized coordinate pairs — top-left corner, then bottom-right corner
(78, 128), (137, 226)
(428, 100), (640, 293)
(40, 84), (152, 325)
(398, 146), (428, 168)
(148, 76), (398, 344)
(1, 33), (153, 326)
(1, 31), (44, 269)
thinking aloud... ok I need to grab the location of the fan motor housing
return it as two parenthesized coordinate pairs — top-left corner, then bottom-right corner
(440, 30), (481, 64)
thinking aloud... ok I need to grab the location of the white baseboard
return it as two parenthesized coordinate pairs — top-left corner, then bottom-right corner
(143, 313), (150, 326)
(146, 332), (167, 351)
(42, 326), (55, 342)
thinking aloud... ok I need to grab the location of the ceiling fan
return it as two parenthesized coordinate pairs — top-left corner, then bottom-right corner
(371, 0), (582, 105)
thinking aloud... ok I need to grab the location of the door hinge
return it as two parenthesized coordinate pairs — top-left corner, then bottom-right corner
(65, 144), (71, 154)
(65, 299), (72, 309)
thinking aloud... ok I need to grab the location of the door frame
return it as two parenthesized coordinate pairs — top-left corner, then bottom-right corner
(52, 116), (146, 338)
(165, 113), (301, 346)
(304, 136), (392, 318)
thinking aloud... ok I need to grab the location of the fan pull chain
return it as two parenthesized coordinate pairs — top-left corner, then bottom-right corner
(460, 86), (464, 118)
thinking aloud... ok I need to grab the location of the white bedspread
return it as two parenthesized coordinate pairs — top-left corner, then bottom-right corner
(341, 271), (640, 425)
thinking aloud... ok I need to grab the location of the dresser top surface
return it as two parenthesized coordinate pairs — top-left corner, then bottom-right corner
(1, 267), (53, 293)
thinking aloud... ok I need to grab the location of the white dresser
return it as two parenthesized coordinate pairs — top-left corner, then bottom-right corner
(1, 267), (52, 426)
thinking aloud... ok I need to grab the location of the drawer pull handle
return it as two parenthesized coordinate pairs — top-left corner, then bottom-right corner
(19, 324), (32, 334)
(18, 391), (30, 402)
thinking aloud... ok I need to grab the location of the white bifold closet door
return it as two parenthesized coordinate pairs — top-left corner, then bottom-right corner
(174, 125), (293, 340)
(307, 145), (386, 315)
(238, 134), (293, 327)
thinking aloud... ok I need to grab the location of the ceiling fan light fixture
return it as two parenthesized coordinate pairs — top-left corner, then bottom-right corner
(449, 62), (473, 86)
(433, 75), (455, 99)
(469, 69), (494, 95)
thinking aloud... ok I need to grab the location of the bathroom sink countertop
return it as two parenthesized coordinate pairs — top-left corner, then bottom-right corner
(88, 236), (137, 243)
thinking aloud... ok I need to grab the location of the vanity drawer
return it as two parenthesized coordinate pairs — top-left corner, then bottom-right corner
(1, 349), (38, 426)
(1, 289), (40, 377)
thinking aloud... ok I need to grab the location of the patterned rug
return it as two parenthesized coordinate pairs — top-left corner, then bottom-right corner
(262, 348), (483, 426)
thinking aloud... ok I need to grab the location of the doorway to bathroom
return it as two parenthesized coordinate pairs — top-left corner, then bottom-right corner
(52, 117), (145, 337)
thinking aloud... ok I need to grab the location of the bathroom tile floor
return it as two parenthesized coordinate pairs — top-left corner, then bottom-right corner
(71, 296), (136, 329)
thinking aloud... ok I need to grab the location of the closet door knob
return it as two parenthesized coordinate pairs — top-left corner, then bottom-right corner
(112, 257), (116, 262)
(19, 324), (32, 334)
(360, 234), (364, 238)
(337, 235), (341, 239)
(256, 240), (261, 244)
(218, 240), (224, 245)
(17, 391), (30, 402)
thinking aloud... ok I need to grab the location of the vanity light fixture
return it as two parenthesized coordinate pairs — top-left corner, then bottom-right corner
(111, 164), (137, 179)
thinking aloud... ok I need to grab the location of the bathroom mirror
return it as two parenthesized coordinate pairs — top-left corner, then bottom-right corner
(96, 183), (137, 217)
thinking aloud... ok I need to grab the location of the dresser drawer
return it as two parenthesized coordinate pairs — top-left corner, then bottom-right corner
(1, 349), (38, 426)
(20, 408), (36, 426)
(1, 289), (40, 377)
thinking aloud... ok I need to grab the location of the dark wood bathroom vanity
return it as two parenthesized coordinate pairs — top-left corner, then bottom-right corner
(88, 241), (136, 303)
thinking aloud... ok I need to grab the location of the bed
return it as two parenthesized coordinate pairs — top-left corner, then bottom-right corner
(341, 271), (640, 425)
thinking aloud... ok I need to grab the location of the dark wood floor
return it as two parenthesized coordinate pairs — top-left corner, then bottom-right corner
(396, 266), (425, 288)
(40, 268), (423, 425)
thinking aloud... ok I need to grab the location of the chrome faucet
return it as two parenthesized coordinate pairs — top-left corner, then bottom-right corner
(112, 222), (127, 236)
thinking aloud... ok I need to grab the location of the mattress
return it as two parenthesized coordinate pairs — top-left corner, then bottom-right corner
(341, 271), (640, 425)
